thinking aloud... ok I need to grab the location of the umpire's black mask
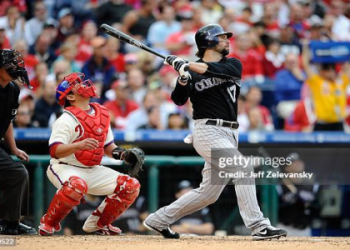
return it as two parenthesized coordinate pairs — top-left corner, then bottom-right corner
(0, 49), (32, 89)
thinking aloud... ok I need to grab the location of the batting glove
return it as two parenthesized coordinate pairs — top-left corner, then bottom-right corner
(164, 55), (177, 66)
(172, 58), (187, 71)
(179, 68), (191, 85)
(178, 63), (190, 77)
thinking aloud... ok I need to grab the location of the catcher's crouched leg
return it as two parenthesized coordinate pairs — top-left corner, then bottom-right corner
(38, 176), (88, 236)
(83, 175), (140, 235)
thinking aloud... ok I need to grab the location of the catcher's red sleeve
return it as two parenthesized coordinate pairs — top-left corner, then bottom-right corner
(49, 142), (63, 158)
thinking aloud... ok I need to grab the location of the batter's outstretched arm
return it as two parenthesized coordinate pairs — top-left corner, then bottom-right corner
(171, 81), (191, 106)
(189, 58), (242, 79)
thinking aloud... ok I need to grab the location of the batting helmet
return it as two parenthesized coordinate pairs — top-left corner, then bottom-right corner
(0, 49), (32, 89)
(195, 24), (233, 49)
(56, 72), (98, 106)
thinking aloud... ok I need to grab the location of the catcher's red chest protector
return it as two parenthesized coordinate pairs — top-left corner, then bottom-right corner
(65, 103), (110, 166)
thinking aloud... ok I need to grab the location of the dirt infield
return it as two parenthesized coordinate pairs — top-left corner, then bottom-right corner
(8, 235), (350, 250)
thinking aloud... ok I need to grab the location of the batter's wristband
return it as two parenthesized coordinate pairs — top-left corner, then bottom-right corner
(112, 147), (125, 160)
(178, 77), (188, 85)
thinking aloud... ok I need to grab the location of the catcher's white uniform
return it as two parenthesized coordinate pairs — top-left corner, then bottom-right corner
(47, 111), (121, 196)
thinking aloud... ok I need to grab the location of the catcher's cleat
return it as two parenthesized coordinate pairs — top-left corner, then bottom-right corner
(252, 226), (287, 241)
(94, 224), (123, 236)
(143, 214), (180, 239)
(38, 222), (60, 236)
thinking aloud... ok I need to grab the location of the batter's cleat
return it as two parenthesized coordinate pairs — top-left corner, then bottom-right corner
(18, 223), (37, 235)
(94, 224), (123, 236)
(143, 214), (180, 239)
(252, 226), (287, 241)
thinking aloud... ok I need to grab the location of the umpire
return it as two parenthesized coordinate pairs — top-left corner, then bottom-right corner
(0, 49), (36, 235)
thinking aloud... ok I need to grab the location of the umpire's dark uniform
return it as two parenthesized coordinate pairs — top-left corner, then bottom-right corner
(0, 49), (36, 235)
(0, 82), (29, 224)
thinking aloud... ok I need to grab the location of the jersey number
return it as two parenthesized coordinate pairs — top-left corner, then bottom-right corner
(227, 85), (236, 103)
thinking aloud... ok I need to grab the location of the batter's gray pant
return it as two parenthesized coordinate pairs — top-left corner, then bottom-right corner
(151, 119), (271, 234)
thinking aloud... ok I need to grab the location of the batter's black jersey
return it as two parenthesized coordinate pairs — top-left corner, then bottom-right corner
(171, 57), (242, 122)
(0, 81), (20, 139)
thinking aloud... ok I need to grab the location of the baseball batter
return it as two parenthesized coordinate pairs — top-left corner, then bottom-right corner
(38, 72), (145, 236)
(144, 24), (287, 240)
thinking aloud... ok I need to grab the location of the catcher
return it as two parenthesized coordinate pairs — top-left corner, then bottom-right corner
(38, 72), (145, 236)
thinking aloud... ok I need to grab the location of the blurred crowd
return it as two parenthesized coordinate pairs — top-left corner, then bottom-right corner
(2, 0), (350, 132)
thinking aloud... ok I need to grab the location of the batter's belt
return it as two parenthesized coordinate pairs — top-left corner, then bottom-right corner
(205, 119), (239, 130)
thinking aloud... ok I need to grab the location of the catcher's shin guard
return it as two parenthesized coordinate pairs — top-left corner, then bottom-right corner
(93, 175), (140, 230)
(38, 176), (88, 236)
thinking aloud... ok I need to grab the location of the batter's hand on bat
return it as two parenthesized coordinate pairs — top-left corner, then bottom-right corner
(172, 58), (187, 71)
(76, 138), (99, 150)
(179, 70), (191, 85)
(164, 55), (177, 66)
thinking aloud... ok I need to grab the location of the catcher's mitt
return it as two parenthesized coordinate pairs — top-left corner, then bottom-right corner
(123, 148), (145, 177)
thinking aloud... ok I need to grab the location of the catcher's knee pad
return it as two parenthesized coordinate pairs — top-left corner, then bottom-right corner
(94, 175), (140, 228)
(61, 176), (88, 202)
(39, 176), (87, 235)
(115, 175), (140, 200)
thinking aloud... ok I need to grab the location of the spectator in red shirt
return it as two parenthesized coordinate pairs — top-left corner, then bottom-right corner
(76, 21), (98, 67)
(0, 0), (26, 17)
(103, 80), (139, 129)
(228, 33), (263, 80)
(285, 98), (315, 132)
(245, 86), (274, 131)
(262, 38), (285, 79)
(13, 39), (39, 82)
(165, 13), (196, 59)
(0, 25), (11, 49)
(261, 3), (280, 37)
(30, 62), (49, 95)
(104, 37), (125, 73)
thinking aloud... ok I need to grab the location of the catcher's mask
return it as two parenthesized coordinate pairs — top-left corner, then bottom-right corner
(56, 72), (98, 106)
(0, 49), (32, 89)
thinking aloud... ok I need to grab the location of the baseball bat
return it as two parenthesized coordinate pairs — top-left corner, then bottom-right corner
(100, 24), (166, 59)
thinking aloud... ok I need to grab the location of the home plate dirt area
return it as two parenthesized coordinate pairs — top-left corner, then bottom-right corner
(12, 235), (350, 250)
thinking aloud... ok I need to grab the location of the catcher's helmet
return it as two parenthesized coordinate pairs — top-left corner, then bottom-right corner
(195, 24), (233, 49)
(0, 49), (32, 89)
(56, 72), (98, 106)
